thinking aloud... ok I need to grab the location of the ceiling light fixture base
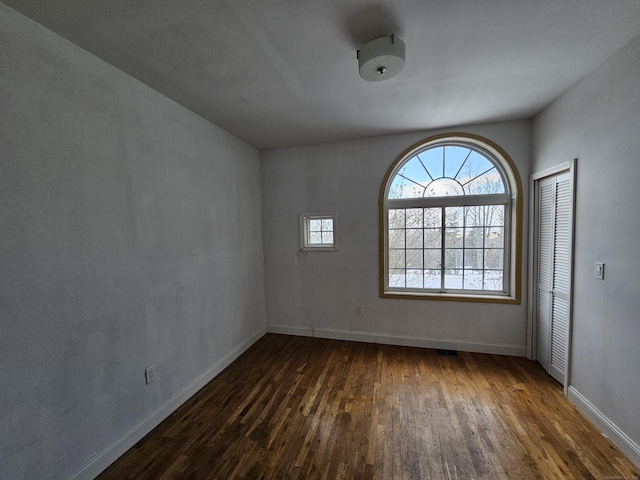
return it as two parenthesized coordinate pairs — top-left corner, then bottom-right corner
(357, 34), (405, 82)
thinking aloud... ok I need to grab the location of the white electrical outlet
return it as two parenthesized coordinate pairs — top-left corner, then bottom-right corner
(356, 305), (364, 315)
(145, 365), (156, 384)
(595, 262), (605, 280)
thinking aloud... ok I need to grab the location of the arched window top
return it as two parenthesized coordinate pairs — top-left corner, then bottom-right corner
(387, 143), (509, 200)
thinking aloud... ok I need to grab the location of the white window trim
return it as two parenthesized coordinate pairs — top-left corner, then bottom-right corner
(299, 212), (337, 252)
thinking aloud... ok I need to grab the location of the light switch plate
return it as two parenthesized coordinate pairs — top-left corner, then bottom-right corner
(595, 262), (604, 280)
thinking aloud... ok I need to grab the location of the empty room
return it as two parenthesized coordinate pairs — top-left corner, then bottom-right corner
(1, 1), (640, 479)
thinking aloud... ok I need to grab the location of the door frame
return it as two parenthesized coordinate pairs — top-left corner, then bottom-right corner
(527, 159), (576, 395)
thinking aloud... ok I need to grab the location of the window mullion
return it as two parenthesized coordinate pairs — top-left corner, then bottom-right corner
(404, 207), (408, 288)
(482, 206), (487, 290)
(462, 206), (466, 290)
(421, 208), (425, 289)
(440, 206), (445, 292)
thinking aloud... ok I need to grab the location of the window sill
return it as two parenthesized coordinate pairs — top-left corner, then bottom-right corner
(381, 290), (520, 304)
(300, 246), (337, 252)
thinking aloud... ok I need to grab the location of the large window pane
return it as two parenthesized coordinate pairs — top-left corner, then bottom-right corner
(484, 249), (503, 269)
(483, 271), (503, 291)
(406, 270), (423, 288)
(445, 228), (463, 248)
(418, 147), (443, 179)
(423, 249), (441, 269)
(388, 175), (423, 199)
(389, 229), (405, 249)
(424, 228), (441, 248)
(457, 151), (493, 183)
(465, 205), (485, 227)
(424, 270), (442, 289)
(444, 146), (470, 178)
(406, 208), (423, 228)
(464, 168), (505, 195)
(389, 250), (405, 269)
(406, 229), (423, 248)
(389, 209), (405, 229)
(445, 207), (463, 227)
(464, 227), (483, 248)
(485, 227), (504, 248)
(444, 270), (463, 289)
(400, 157), (432, 185)
(464, 249), (483, 269)
(423, 207), (441, 228)
(444, 249), (463, 269)
(485, 205), (505, 226)
(389, 269), (406, 287)
(406, 249), (423, 269)
(463, 270), (484, 290)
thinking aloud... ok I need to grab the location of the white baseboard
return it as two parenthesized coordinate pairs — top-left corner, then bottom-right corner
(267, 324), (527, 357)
(66, 325), (268, 480)
(568, 386), (640, 468)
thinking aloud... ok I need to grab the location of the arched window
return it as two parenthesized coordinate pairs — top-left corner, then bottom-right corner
(380, 133), (522, 303)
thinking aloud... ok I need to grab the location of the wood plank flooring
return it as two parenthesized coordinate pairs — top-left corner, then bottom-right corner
(97, 334), (639, 479)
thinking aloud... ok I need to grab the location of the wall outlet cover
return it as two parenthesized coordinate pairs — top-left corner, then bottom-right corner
(145, 365), (156, 384)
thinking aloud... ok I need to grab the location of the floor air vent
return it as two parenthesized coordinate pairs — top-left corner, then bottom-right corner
(435, 349), (459, 357)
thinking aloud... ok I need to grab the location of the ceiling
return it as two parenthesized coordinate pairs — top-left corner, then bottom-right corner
(5, 0), (640, 150)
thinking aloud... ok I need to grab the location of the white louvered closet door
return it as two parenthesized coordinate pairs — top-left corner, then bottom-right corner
(536, 172), (572, 384)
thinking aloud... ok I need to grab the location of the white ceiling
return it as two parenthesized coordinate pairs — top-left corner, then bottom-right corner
(5, 0), (640, 149)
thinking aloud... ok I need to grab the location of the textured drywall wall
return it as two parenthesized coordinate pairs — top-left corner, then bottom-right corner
(261, 121), (530, 354)
(532, 34), (640, 463)
(0, 5), (266, 479)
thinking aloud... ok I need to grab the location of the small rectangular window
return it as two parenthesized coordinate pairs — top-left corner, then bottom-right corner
(300, 213), (336, 251)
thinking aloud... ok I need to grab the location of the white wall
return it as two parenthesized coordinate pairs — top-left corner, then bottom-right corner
(0, 5), (266, 479)
(8, 0), (638, 474)
(532, 34), (640, 465)
(262, 121), (530, 355)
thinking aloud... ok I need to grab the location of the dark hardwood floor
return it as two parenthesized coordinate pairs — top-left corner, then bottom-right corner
(97, 334), (639, 479)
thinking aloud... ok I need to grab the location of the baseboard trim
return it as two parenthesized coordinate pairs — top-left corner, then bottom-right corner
(568, 385), (640, 468)
(66, 325), (268, 480)
(267, 324), (526, 357)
